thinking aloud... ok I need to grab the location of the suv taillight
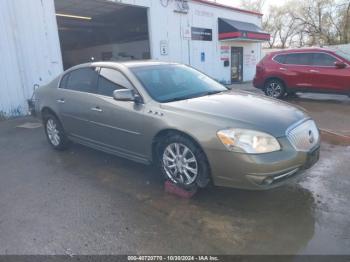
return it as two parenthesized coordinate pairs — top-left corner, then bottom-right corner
(256, 64), (264, 73)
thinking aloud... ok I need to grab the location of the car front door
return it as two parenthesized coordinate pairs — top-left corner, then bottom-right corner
(56, 67), (100, 141)
(88, 67), (147, 159)
(311, 52), (348, 92)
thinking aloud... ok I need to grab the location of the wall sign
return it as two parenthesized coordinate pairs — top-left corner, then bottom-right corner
(160, 40), (169, 56)
(191, 27), (212, 41)
(244, 54), (257, 66)
(194, 10), (214, 17)
(183, 26), (191, 40)
(220, 46), (230, 61)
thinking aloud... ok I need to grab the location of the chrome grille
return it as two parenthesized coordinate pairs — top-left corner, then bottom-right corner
(287, 120), (320, 152)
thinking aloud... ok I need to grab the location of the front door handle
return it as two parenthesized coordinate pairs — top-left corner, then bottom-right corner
(309, 69), (319, 73)
(279, 67), (287, 71)
(56, 99), (65, 104)
(91, 106), (103, 113)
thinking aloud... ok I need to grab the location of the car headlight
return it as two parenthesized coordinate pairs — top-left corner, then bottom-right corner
(217, 128), (281, 154)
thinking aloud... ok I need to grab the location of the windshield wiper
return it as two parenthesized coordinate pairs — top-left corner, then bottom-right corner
(163, 95), (195, 103)
(198, 90), (223, 96)
(163, 90), (224, 103)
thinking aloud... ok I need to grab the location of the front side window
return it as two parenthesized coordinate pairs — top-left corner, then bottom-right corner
(131, 64), (228, 103)
(65, 67), (99, 93)
(312, 53), (338, 67)
(98, 68), (133, 97)
(284, 53), (313, 66)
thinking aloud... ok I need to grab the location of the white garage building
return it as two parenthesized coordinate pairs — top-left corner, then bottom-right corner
(0, 0), (269, 117)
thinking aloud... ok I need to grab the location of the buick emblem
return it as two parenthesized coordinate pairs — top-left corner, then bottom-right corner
(308, 130), (315, 144)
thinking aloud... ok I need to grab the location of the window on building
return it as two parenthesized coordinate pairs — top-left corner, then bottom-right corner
(65, 67), (99, 93)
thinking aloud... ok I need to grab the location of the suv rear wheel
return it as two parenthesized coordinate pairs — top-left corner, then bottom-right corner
(264, 79), (286, 99)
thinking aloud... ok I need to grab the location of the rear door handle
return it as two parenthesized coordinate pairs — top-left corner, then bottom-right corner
(56, 99), (65, 104)
(309, 69), (319, 73)
(279, 67), (287, 71)
(91, 106), (103, 113)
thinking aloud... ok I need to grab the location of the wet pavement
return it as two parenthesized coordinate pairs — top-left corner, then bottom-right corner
(0, 117), (349, 255)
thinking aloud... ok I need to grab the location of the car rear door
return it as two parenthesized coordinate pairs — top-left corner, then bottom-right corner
(57, 67), (100, 140)
(310, 52), (348, 92)
(88, 67), (147, 158)
(281, 53), (315, 90)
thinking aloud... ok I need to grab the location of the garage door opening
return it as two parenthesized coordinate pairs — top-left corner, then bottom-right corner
(54, 0), (151, 69)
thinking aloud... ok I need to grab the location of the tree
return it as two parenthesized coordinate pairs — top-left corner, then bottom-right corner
(239, 0), (266, 13)
(260, 0), (350, 48)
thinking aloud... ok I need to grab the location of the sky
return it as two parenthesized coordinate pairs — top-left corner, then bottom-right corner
(210, 0), (286, 14)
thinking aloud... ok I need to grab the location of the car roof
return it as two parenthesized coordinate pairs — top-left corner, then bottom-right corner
(66, 60), (179, 72)
(270, 47), (333, 55)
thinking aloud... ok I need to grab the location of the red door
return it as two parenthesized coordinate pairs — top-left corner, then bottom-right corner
(311, 52), (350, 93)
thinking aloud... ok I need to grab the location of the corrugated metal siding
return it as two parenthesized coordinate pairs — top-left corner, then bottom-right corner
(0, 0), (63, 118)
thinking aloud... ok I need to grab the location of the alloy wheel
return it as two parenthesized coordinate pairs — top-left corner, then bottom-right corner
(162, 143), (198, 185)
(46, 119), (60, 146)
(266, 82), (282, 98)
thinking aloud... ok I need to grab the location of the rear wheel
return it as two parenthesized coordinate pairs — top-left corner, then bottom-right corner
(158, 134), (210, 190)
(264, 79), (286, 99)
(43, 113), (70, 150)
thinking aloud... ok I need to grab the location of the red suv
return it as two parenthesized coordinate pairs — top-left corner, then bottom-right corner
(253, 48), (350, 98)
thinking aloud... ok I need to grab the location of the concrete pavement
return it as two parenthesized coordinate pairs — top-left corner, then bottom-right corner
(0, 117), (349, 255)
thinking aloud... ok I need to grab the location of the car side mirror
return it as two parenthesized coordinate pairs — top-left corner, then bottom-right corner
(113, 89), (136, 102)
(335, 61), (346, 69)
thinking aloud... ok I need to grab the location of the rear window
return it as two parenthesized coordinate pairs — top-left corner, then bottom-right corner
(64, 67), (99, 93)
(59, 73), (70, 89)
(274, 54), (286, 64)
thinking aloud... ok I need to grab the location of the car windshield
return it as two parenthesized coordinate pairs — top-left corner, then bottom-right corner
(331, 49), (350, 62)
(131, 64), (228, 103)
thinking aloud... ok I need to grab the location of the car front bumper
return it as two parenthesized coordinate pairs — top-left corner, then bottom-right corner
(205, 137), (320, 190)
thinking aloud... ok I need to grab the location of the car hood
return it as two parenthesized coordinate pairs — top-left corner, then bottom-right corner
(160, 91), (308, 137)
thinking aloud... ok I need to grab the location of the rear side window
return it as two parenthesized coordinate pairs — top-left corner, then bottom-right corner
(98, 68), (133, 97)
(313, 53), (338, 66)
(274, 54), (286, 64)
(59, 73), (70, 89)
(284, 53), (313, 65)
(64, 67), (99, 93)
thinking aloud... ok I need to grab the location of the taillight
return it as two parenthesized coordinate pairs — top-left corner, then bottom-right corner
(256, 65), (264, 73)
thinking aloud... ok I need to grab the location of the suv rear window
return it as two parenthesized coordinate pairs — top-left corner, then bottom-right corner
(274, 54), (286, 64)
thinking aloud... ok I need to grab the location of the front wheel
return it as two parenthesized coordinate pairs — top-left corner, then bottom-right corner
(264, 79), (286, 99)
(158, 134), (210, 190)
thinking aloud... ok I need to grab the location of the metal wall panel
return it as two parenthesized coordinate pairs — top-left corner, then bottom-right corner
(0, 0), (63, 118)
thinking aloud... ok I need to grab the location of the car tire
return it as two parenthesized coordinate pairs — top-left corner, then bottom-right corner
(158, 134), (211, 190)
(43, 113), (70, 150)
(286, 91), (298, 98)
(264, 79), (286, 99)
